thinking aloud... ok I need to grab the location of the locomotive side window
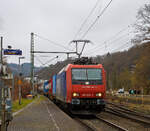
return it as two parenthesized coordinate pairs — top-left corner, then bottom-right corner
(72, 69), (87, 80)
(87, 69), (102, 80)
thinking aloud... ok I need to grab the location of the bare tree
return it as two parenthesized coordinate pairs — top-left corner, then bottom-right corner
(133, 4), (150, 44)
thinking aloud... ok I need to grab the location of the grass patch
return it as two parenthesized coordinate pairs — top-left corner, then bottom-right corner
(118, 95), (150, 102)
(35, 95), (47, 104)
(12, 95), (46, 112)
(107, 94), (150, 105)
(12, 98), (34, 112)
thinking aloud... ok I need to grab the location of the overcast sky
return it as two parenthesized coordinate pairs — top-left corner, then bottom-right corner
(0, 0), (149, 66)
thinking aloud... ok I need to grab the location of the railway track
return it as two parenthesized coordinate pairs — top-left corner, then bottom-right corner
(107, 102), (150, 119)
(106, 102), (150, 127)
(70, 102), (150, 131)
(75, 118), (99, 131)
(95, 115), (128, 131)
(75, 115), (128, 131)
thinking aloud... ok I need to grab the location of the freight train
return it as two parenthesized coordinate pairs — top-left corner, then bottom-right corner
(43, 57), (106, 114)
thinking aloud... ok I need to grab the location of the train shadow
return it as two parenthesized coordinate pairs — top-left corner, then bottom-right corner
(48, 97), (101, 120)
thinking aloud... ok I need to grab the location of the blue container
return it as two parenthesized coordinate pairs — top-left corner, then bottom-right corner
(43, 80), (50, 94)
(52, 75), (57, 96)
(56, 72), (66, 102)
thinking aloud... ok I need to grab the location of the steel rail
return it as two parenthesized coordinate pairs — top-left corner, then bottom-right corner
(106, 102), (150, 120)
(105, 108), (150, 126)
(107, 106), (150, 121)
(107, 102), (150, 118)
(75, 118), (98, 131)
(95, 116), (128, 131)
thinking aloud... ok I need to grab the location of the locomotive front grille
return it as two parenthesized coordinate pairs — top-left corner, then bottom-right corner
(71, 98), (105, 105)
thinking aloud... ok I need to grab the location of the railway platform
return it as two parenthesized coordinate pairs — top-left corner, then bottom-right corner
(8, 97), (87, 131)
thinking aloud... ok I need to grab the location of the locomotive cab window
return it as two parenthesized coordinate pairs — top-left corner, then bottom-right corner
(72, 69), (87, 80)
(72, 68), (102, 85)
(87, 69), (102, 80)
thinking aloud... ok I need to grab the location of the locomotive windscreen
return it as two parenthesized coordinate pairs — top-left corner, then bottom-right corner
(72, 68), (102, 85)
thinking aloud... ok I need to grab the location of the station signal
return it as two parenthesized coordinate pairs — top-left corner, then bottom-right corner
(129, 90), (141, 95)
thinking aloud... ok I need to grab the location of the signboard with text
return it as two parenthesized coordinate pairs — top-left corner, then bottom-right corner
(4, 49), (22, 55)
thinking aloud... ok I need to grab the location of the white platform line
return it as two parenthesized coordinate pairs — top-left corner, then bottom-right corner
(44, 101), (60, 131)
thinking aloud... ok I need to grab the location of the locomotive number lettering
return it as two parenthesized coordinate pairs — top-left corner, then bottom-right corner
(82, 86), (97, 88)
(82, 94), (94, 96)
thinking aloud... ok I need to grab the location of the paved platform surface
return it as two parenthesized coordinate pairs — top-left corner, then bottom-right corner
(8, 97), (88, 131)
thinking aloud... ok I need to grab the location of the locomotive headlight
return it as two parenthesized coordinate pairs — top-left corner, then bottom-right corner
(96, 93), (102, 97)
(72, 93), (79, 97)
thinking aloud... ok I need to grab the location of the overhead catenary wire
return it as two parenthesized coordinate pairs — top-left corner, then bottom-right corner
(86, 41), (132, 57)
(35, 53), (69, 67)
(86, 31), (130, 53)
(77, 5), (137, 56)
(34, 34), (73, 51)
(81, 0), (113, 39)
(70, 0), (113, 56)
(70, 0), (102, 53)
(32, 33), (75, 67)
(74, 0), (102, 39)
(111, 41), (132, 53)
(35, 56), (44, 66)
(104, 41), (132, 55)
(83, 19), (138, 55)
(35, 55), (59, 67)
(85, 31), (132, 55)
(42, 56), (58, 66)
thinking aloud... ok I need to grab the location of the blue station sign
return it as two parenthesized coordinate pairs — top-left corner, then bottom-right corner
(4, 49), (22, 55)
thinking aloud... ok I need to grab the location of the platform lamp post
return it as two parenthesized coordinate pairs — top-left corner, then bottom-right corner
(18, 56), (25, 105)
(34, 75), (39, 96)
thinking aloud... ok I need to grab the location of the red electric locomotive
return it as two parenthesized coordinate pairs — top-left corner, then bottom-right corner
(55, 58), (106, 114)
(48, 78), (53, 100)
